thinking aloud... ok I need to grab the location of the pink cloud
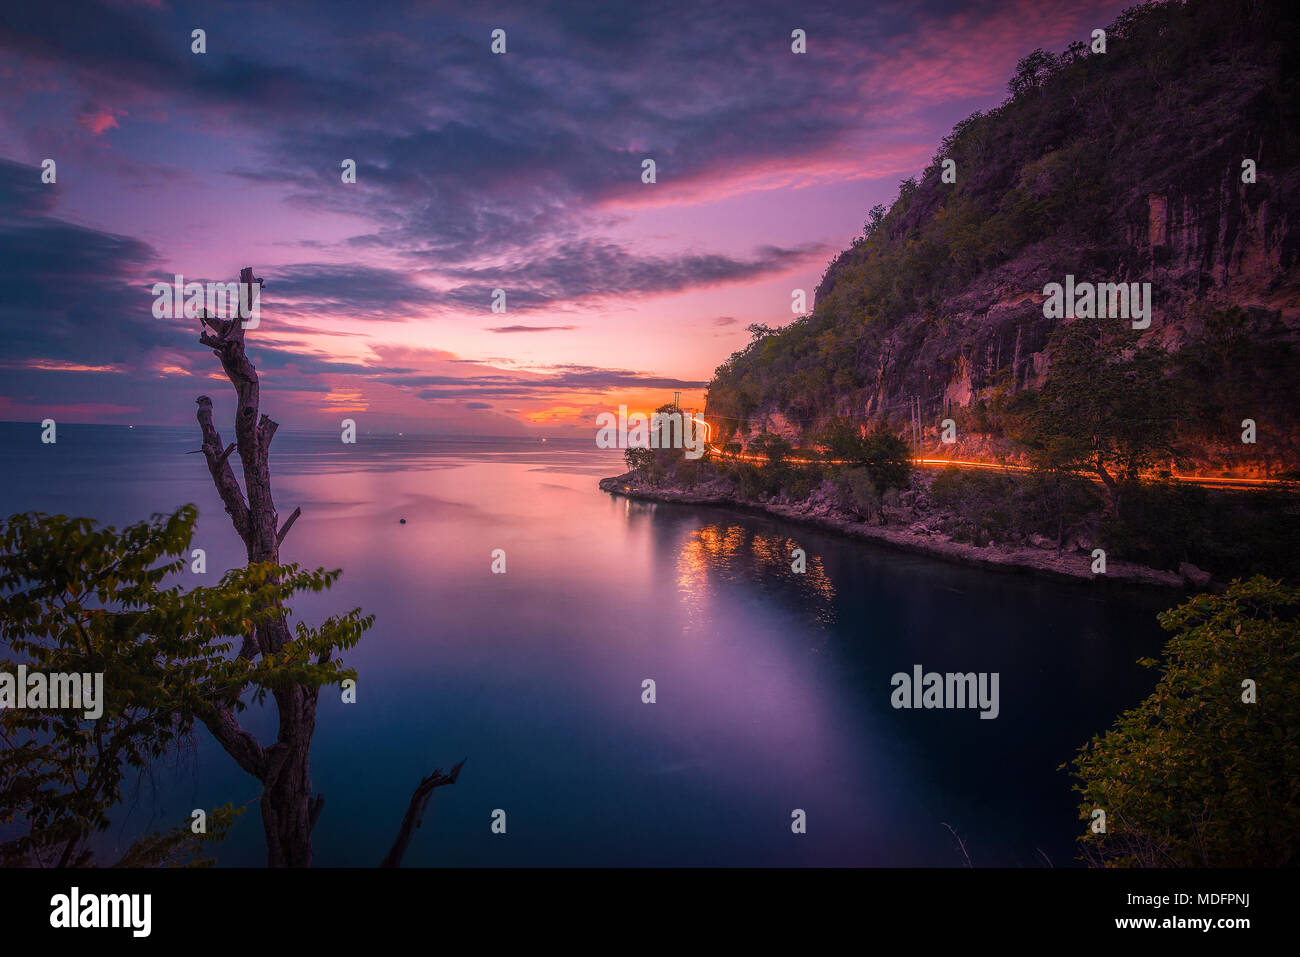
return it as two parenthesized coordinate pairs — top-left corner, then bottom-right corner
(594, 141), (932, 214)
(78, 105), (125, 136)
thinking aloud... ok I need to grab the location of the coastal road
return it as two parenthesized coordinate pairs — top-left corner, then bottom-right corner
(704, 445), (1293, 492)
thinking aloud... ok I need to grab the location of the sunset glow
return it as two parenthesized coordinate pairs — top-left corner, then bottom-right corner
(0, 0), (1134, 435)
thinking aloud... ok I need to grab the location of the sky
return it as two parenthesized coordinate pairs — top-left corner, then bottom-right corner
(0, 0), (1131, 435)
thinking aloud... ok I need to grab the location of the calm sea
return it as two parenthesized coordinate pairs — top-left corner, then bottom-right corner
(0, 422), (1172, 866)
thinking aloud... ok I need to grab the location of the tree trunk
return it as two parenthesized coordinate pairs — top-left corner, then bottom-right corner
(1054, 472), (1066, 553)
(195, 267), (459, 867)
(261, 686), (319, 867)
(196, 268), (323, 866)
(1094, 453), (1120, 514)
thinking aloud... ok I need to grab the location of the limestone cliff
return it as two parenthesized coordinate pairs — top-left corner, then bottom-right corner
(705, 0), (1300, 476)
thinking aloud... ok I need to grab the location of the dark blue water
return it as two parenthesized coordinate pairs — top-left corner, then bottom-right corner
(0, 422), (1173, 866)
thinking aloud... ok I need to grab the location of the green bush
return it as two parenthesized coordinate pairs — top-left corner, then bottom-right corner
(1102, 482), (1300, 579)
(1070, 577), (1300, 866)
(929, 468), (1016, 545)
(836, 468), (881, 522)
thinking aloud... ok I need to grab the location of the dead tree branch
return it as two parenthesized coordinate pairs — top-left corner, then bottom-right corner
(380, 759), (467, 868)
(196, 396), (251, 548)
(276, 506), (301, 546)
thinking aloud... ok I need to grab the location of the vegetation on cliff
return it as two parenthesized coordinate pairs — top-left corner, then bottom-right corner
(705, 0), (1300, 475)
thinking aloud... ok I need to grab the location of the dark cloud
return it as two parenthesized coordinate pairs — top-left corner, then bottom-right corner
(445, 241), (824, 310)
(487, 325), (578, 333)
(0, 0), (945, 272)
(0, 163), (427, 416)
(0, 162), (58, 218)
(263, 263), (444, 320)
(0, 160), (175, 366)
(397, 363), (707, 403)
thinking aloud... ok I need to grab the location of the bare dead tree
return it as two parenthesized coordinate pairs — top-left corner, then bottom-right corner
(381, 759), (466, 868)
(195, 266), (459, 866)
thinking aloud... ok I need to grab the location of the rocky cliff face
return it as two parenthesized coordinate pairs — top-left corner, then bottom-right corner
(705, 0), (1300, 475)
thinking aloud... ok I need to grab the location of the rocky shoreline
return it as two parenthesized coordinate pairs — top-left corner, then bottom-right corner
(599, 472), (1194, 591)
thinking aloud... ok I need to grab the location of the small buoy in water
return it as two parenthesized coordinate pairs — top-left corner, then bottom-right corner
(399, 518), (407, 524)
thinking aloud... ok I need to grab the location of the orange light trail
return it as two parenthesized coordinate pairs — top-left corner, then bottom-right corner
(702, 443), (1295, 491)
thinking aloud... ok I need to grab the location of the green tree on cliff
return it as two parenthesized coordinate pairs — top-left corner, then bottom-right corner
(1011, 315), (1179, 509)
(819, 420), (912, 491)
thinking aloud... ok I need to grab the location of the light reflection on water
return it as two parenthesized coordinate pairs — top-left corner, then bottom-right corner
(676, 523), (837, 632)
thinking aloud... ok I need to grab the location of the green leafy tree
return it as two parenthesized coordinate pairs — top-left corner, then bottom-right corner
(929, 468), (1014, 546)
(820, 420), (911, 491)
(1019, 468), (1101, 552)
(819, 418), (864, 462)
(624, 447), (654, 473)
(1069, 577), (1300, 866)
(836, 468), (881, 523)
(863, 203), (888, 239)
(623, 403), (700, 485)
(1011, 315), (1179, 510)
(0, 507), (356, 866)
(1007, 48), (1059, 99)
(1, 266), (461, 869)
(860, 426), (913, 491)
(749, 432), (793, 467)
